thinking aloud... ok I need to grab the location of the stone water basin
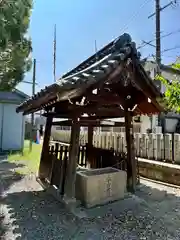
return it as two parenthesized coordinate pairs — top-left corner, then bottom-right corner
(75, 167), (127, 208)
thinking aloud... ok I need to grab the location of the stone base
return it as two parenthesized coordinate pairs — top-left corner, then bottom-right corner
(138, 158), (180, 186)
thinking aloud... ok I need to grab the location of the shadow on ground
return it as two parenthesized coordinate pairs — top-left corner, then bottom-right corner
(1, 155), (180, 239)
(0, 158), (25, 239)
(0, 213), (7, 239)
(1, 179), (180, 239)
(0, 160), (25, 194)
(1, 190), (80, 240)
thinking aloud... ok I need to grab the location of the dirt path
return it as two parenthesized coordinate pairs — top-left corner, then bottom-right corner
(1, 158), (180, 239)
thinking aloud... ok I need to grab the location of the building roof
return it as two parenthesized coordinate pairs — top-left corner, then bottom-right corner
(0, 89), (29, 103)
(142, 59), (180, 76)
(16, 33), (164, 119)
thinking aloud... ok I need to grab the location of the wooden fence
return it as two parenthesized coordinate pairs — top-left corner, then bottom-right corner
(43, 141), (127, 195)
(51, 130), (180, 163)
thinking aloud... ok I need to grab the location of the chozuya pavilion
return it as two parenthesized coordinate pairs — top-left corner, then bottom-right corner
(16, 33), (164, 209)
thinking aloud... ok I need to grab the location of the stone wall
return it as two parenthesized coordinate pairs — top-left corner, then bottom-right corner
(138, 158), (180, 186)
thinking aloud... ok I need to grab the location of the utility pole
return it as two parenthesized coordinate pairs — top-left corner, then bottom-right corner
(29, 59), (36, 152)
(53, 24), (57, 83)
(95, 40), (97, 54)
(148, 0), (176, 73)
(148, 0), (177, 72)
(95, 39), (98, 62)
(148, 0), (176, 132)
(155, 0), (161, 73)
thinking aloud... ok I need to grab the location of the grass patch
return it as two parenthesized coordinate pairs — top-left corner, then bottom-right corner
(8, 141), (42, 174)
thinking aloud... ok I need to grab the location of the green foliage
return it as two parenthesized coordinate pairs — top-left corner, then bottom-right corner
(156, 63), (180, 113)
(0, 0), (32, 91)
(172, 63), (180, 70)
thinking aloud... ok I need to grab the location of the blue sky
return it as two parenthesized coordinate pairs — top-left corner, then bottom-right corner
(18, 0), (180, 96)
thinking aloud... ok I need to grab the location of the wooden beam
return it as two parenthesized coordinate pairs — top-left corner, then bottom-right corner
(53, 107), (124, 117)
(63, 118), (80, 201)
(87, 93), (123, 105)
(52, 120), (72, 126)
(38, 116), (53, 179)
(125, 107), (136, 192)
(42, 112), (69, 118)
(43, 110), (135, 119)
(52, 119), (132, 127)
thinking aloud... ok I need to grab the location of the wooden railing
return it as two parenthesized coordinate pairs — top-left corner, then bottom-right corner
(40, 141), (128, 196)
(48, 143), (69, 195)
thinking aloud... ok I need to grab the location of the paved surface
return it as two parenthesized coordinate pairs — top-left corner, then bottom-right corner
(1, 158), (180, 239)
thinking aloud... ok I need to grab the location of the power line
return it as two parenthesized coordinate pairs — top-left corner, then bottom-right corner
(148, 1), (175, 18)
(141, 39), (180, 55)
(138, 28), (180, 49)
(162, 54), (180, 59)
(101, 0), (153, 45)
(120, 0), (153, 33)
(142, 40), (155, 48)
(147, 0), (177, 71)
(144, 50), (180, 63)
(162, 45), (180, 53)
(34, 0), (153, 80)
(22, 80), (38, 86)
(165, 55), (179, 59)
(141, 0), (179, 63)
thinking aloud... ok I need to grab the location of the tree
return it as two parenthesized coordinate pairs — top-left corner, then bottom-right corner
(156, 63), (180, 113)
(0, 0), (32, 90)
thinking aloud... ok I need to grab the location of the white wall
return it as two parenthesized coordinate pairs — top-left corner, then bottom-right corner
(1, 103), (25, 150)
(140, 115), (151, 133)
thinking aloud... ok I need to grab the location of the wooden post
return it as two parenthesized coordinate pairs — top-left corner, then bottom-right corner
(87, 124), (94, 168)
(88, 125), (93, 147)
(38, 116), (52, 179)
(125, 108), (136, 192)
(64, 118), (80, 202)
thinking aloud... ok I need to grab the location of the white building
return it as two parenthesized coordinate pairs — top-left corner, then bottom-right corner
(141, 58), (180, 133)
(0, 89), (28, 151)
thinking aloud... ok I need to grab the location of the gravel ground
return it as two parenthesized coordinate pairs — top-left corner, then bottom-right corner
(1, 158), (180, 239)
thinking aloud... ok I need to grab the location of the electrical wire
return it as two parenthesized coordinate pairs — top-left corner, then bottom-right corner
(138, 28), (180, 50)
(144, 53), (180, 70)
(161, 54), (180, 60)
(32, 0), (153, 73)
(119, 0), (153, 33)
(162, 45), (180, 53)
